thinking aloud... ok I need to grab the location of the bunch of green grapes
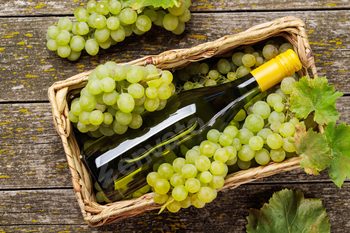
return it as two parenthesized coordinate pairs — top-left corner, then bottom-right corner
(143, 73), (299, 212)
(68, 61), (175, 137)
(46, 0), (192, 60)
(174, 40), (294, 91)
(146, 123), (242, 212)
(227, 76), (299, 172)
(175, 59), (239, 91)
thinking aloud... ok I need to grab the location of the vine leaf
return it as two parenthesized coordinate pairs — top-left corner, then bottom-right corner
(246, 189), (330, 233)
(293, 124), (332, 175)
(122, 0), (180, 10)
(324, 122), (350, 187)
(290, 76), (343, 125)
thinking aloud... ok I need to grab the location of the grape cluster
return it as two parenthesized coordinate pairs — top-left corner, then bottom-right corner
(146, 133), (237, 212)
(143, 75), (299, 212)
(68, 62), (175, 137)
(230, 78), (299, 169)
(174, 40), (294, 91)
(139, 39), (300, 211)
(46, 0), (192, 60)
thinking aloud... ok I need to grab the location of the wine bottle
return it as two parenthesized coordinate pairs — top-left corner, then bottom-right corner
(83, 49), (302, 202)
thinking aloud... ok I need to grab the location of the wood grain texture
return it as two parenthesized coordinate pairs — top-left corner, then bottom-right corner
(0, 189), (86, 225)
(0, 11), (350, 102)
(0, 103), (72, 188)
(191, 0), (350, 12)
(0, 0), (84, 16)
(0, 0), (349, 16)
(0, 183), (349, 232)
(1, 97), (349, 189)
(0, 225), (95, 233)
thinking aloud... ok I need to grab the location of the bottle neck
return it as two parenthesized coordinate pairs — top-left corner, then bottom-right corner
(251, 60), (284, 92)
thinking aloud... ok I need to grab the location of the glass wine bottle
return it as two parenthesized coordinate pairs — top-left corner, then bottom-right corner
(83, 49), (302, 202)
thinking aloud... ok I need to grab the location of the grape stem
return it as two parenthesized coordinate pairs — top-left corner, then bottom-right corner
(139, 72), (162, 83)
(217, 74), (226, 82)
(318, 124), (325, 133)
(284, 97), (293, 121)
(175, 84), (183, 93)
(159, 197), (175, 214)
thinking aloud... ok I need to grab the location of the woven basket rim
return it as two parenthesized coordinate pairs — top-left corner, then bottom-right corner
(48, 16), (317, 227)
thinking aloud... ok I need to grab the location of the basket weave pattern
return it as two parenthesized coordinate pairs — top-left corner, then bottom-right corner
(48, 16), (317, 226)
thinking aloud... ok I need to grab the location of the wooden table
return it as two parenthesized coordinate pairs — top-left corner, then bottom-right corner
(1, 0), (350, 232)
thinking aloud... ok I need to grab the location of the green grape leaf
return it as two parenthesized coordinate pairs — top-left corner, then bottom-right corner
(324, 122), (350, 187)
(122, 0), (180, 10)
(246, 189), (330, 233)
(290, 76), (343, 125)
(293, 124), (332, 175)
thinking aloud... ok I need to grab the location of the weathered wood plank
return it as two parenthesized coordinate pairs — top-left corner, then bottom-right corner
(0, 225), (95, 233)
(0, 103), (72, 188)
(0, 0), (83, 16)
(1, 97), (349, 189)
(337, 96), (350, 124)
(0, 11), (350, 102)
(0, 0), (349, 16)
(191, 0), (350, 12)
(0, 189), (86, 225)
(1, 183), (349, 232)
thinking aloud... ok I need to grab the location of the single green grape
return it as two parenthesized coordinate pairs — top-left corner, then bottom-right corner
(154, 178), (170, 195)
(219, 133), (233, 147)
(195, 155), (211, 172)
(185, 178), (200, 193)
(197, 187), (215, 203)
(191, 194), (206, 208)
(213, 148), (229, 163)
(57, 45), (71, 58)
(173, 157), (186, 174)
(185, 149), (200, 164)
(270, 147), (286, 162)
(210, 161), (225, 175)
(237, 158), (251, 170)
(153, 192), (169, 204)
(179, 196), (191, 208)
(237, 128), (254, 145)
(234, 109), (246, 122)
(157, 163), (175, 180)
(182, 164), (197, 179)
(209, 175), (224, 189)
(266, 133), (283, 149)
(249, 136), (264, 151)
(172, 185), (188, 201)
(238, 144), (255, 161)
(254, 148), (270, 165)
(223, 125), (238, 138)
(200, 140), (216, 157)
(170, 173), (185, 187)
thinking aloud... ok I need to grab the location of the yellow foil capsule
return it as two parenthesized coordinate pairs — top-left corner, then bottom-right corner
(251, 49), (302, 92)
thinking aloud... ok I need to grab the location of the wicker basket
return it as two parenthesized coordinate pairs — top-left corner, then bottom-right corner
(48, 16), (318, 227)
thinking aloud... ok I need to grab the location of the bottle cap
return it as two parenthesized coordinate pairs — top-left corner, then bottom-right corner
(251, 49), (302, 92)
